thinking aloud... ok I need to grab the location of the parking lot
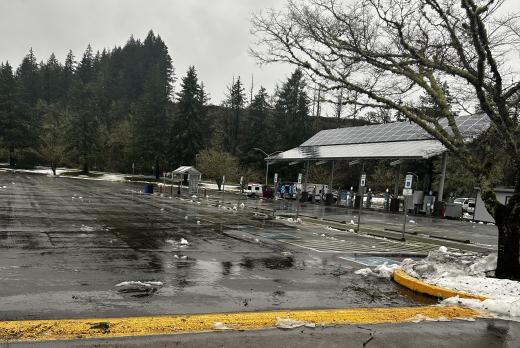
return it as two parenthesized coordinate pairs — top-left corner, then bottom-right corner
(0, 172), (439, 320)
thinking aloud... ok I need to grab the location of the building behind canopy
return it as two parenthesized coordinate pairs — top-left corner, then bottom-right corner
(269, 114), (490, 207)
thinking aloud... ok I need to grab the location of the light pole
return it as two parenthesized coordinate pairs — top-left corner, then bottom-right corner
(252, 148), (282, 186)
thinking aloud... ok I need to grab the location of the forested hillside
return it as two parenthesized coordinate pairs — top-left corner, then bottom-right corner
(0, 31), (365, 180)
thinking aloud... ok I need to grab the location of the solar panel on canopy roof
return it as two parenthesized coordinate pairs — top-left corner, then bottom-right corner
(300, 114), (489, 147)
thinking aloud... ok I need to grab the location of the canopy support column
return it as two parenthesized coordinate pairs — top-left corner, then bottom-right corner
(304, 161), (309, 192)
(329, 161), (335, 189)
(438, 152), (448, 202)
(394, 164), (401, 196)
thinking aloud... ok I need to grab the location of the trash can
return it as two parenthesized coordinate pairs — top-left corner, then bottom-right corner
(444, 203), (463, 219)
(144, 183), (154, 194)
(300, 191), (309, 202)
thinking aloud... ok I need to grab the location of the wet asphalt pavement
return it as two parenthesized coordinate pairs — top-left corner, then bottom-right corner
(216, 192), (498, 247)
(0, 172), (433, 320)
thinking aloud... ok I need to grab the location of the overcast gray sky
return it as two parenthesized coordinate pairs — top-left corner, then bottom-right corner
(1, 0), (519, 105)
(0, 0), (290, 103)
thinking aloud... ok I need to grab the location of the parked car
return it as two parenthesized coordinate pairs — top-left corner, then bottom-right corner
(453, 197), (475, 213)
(262, 185), (274, 199)
(453, 197), (468, 205)
(246, 183), (263, 197)
(465, 198), (475, 214)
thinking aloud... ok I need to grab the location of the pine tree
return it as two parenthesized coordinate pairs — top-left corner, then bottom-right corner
(41, 53), (63, 103)
(36, 101), (67, 175)
(274, 69), (310, 148)
(62, 50), (76, 99)
(223, 76), (246, 154)
(67, 81), (99, 173)
(11, 49), (42, 163)
(243, 86), (274, 166)
(0, 62), (17, 165)
(133, 64), (172, 178)
(77, 44), (94, 84)
(173, 66), (207, 166)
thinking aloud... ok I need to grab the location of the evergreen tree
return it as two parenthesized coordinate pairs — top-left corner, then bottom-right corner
(223, 76), (246, 154)
(11, 49), (42, 163)
(41, 53), (63, 103)
(76, 44), (95, 84)
(0, 62), (17, 165)
(274, 69), (310, 148)
(133, 64), (172, 178)
(62, 50), (76, 99)
(173, 66), (207, 166)
(67, 81), (99, 173)
(36, 101), (67, 175)
(242, 86), (274, 167)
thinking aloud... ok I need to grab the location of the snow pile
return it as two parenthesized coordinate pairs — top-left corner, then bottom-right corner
(397, 247), (520, 320)
(115, 281), (163, 296)
(355, 262), (400, 279)
(400, 248), (497, 279)
(116, 280), (163, 288)
(80, 225), (95, 232)
(165, 238), (189, 247)
(442, 296), (520, 319)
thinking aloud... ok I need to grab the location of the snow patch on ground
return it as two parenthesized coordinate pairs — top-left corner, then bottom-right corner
(400, 249), (497, 279)
(397, 248), (519, 320)
(115, 281), (163, 288)
(355, 262), (400, 279)
(442, 296), (520, 319)
(353, 247), (520, 320)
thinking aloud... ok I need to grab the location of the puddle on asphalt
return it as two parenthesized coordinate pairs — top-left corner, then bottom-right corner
(240, 256), (294, 270)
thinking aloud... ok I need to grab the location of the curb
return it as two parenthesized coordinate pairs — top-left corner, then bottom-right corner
(393, 269), (487, 301)
(0, 306), (481, 343)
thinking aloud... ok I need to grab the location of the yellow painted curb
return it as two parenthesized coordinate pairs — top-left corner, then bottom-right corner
(0, 306), (480, 342)
(393, 269), (487, 301)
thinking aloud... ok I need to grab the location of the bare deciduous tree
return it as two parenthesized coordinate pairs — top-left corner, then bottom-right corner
(251, 0), (520, 278)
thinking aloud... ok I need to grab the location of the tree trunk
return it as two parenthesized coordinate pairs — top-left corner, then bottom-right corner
(8, 146), (15, 167)
(154, 158), (160, 180)
(83, 161), (89, 174)
(494, 190), (520, 279)
(490, 159), (520, 280)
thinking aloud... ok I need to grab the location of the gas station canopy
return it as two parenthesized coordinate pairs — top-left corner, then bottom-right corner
(269, 114), (489, 162)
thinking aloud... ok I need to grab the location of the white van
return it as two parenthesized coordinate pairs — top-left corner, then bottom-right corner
(246, 183), (263, 196)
